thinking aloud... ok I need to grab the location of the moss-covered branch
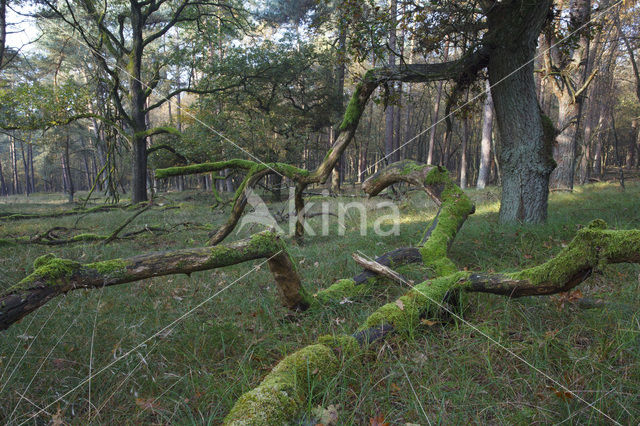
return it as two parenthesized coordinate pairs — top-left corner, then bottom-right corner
(312, 162), (474, 304)
(155, 160), (309, 181)
(0, 204), (125, 222)
(225, 220), (640, 424)
(0, 231), (310, 331)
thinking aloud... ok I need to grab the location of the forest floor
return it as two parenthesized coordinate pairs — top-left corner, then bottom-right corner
(0, 180), (639, 425)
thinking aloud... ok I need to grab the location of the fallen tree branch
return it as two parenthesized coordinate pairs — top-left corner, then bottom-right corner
(101, 203), (151, 245)
(0, 204), (125, 221)
(0, 231), (311, 330)
(351, 253), (408, 285)
(224, 220), (640, 424)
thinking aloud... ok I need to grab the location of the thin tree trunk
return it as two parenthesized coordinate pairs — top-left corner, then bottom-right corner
(62, 135), (74, 203)
(10, 133), (19, 194)
(0, 156), (8, 195)
(384, 0), (397, 164)
(460, 109), (470, 189)
(0, 0), (5, 70)
(28, 142), (35, 193)
(427, 42), (450, 165)
(19, 139), (30, 195)
(477, 81), (494, 188)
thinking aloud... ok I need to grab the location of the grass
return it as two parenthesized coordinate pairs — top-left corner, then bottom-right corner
(0, 181), (639, 425)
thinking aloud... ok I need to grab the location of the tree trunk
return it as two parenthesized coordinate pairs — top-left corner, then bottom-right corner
(0, 156), (8, 196)
(548, 0), (591, 190)
(19, 139), (30, 195)
(130, 2), (148, 203)
(331, 15), (347, 191)
(487, 0), (555, 223)
(428, 43), (449, 165)
(477, 81), (493, 188)
(62, 135), (74, 203)
(0, 0), (5, 70)
(28, 142), (35, 193)
(460, 111), (469, 189)
(10, 133), (19, 194)
(627, 119), (638, 170)
(384, 0), (397, 164)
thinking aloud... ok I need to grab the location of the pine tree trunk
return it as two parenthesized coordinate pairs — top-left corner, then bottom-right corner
(384, 0), (397, 164)
(0, 156), (8, 196)
(427, 43), (449, 165)
(19, 139), (30, 195)
(477, 81), (493, 188)
(10, 133), (19, 194)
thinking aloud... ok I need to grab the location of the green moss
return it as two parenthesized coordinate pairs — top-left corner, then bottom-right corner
(420, 166), (474, 277)
(0, 238), (17, 247)
(314, 278), (368, 303)
(339, 84), (363, 130)
(322, 148), (334, 162)
(507, 220), (640, 288)
(87, 258), (127, 277)
(361, 271), (470, 332)
(156, 160), (309, 181)
(317, 334), (360, 358)
(34, 253), (58, 268)
(224, 344), (339, 425)
(156, 159), (256, 179)
(12, 255), (81, 291)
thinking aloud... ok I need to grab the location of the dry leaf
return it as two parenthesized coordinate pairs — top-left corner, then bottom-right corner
(135, 397), (162, 411)
(50, 406), (64, 426)
(546, 385), (574, 402)
(395, 300), (405, 310)
(421, 319), (437, 326)
(370, 413), (389, 426)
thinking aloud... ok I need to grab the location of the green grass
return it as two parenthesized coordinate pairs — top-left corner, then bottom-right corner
(0, 182), (639, 424)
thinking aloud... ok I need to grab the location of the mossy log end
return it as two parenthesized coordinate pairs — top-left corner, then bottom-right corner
(0, 231), (310, 331)
(226, 220), (640, 424)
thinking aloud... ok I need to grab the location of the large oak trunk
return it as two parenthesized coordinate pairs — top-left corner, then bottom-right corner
(487, 0), (555, 223)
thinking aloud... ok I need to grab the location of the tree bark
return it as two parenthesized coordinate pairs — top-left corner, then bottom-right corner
(486, 0), (555, 223)
(130, 1), (148, 203)
(0, 155), (7, 195)
(62, 134), (74, 203)
(10, 133), (19, 194)
(477, 81), (494, 188)
(0, 0), (5, 70)
(548, 0), (591, 190)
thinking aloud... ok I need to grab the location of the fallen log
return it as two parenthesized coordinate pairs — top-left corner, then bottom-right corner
(224, 220), (640, 424)
(0, 231), (310, 331)
(0, 204), (124, 222)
